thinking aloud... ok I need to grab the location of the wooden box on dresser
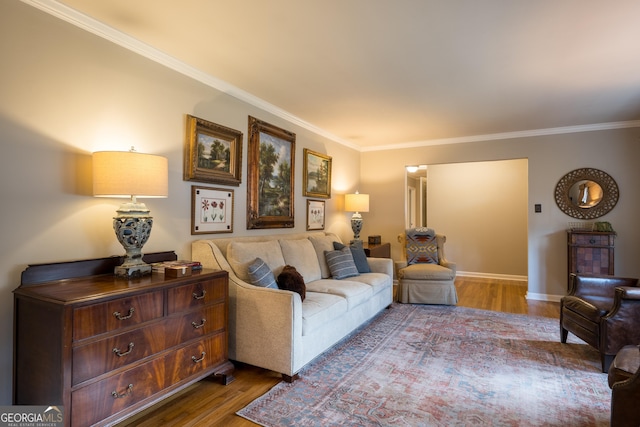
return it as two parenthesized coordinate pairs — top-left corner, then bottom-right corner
(13, 252), (234, 427)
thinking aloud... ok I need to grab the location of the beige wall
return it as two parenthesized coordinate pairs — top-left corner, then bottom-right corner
(361, 131), (640, 299)
(0, 1), (359, 404)
(426, 159), (528, 278)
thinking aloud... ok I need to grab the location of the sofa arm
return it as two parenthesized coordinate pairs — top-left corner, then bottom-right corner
(442, 260), (457, 275)
(617, 287), (640, 300)
(601, 287), (640, 354)
(229, 275), (303, 376)
(367, 257), (393, 277)
(192, 239), (303, 376)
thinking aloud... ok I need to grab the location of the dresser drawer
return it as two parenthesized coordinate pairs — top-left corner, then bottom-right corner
(166, 276), (226, 314)
(71, 334), (226, 426)
(72, 320), (170, 386)
(72, 303), (226, 385)
(73, 291), (164, 340)
(169, 303), (226, 344)
(570, 233), (614, 246)
(164, 333), (226, 384)
(71, 356), (165, 427)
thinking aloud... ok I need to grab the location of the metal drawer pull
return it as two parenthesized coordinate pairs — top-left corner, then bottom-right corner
(113, 342), (135, 357)
(191, 319), (206, 329)
(192, 352), (206, 363)
(113, 307), (135, 320)
(192, 290), (207, 300)
(111, 384), (133, 399)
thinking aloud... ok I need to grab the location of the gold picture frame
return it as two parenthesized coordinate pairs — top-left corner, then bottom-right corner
(303, 149), (332, 198)
(247, 116), (295, 229)
(306, 199), (325, 230)
(184, 114), (243, 186)
(191, 186), (234, 234)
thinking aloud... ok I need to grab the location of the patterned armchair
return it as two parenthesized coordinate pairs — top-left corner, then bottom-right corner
(395, 228), (458, 305)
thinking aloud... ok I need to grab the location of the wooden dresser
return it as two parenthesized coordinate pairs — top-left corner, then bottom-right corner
(567, 230), (615, 289)
(13, 253), (234, 427)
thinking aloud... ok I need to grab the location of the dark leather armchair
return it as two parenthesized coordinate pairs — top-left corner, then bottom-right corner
(560, 273), (640, 372)
(608, 345), (640, 427)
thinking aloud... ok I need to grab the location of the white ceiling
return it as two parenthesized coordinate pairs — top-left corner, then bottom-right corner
(37, 0), (640, 150)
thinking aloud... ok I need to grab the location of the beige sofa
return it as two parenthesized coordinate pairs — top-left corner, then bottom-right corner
(191, 231), (393, 381)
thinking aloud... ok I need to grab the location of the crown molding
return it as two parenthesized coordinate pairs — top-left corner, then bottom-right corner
(363, 120), (640, 152)
(22, 0), (640, 154)
(22, 0), (361, 151)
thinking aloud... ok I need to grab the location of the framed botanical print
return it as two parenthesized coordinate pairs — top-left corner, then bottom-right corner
(303, 149), (332, 198)
(246, 116), (296, 229)
(191, 186), (234, 234)
(184, 114), (243, 186)
(306, 199), (325, 230)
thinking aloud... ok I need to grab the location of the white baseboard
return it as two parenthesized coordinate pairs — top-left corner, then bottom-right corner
(525, 292), (563, 302)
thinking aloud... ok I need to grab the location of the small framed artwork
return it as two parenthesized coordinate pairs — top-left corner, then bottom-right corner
(191, 186), (234, 234)
(306, 199), (325, 230)
(184, 114), (243, 186)
(303, 149), (332, 198)
(247, 116), (296, 229)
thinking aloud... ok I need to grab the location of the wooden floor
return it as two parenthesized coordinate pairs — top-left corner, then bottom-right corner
(118, 277), (559, 427)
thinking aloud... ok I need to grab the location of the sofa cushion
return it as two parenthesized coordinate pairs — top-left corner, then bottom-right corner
(279, 239), (322, 283)
(309, 235), (336, 279)
(349, 272), (391, 296)
(277, 265), (306, 301)
(301, 292), (348, 336)
(325, 247), (359, 279)
(306, 279), (373, 310)
(333, 241), (371, 273)
(399, 263), (454, 280)
(227, 240), (285, 281)
(406, 227), (438, 265)
(246, 257), (278, 288)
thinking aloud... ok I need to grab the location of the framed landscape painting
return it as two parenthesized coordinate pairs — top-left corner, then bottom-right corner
(246, 116), (296, 229)
(303, 149), (332, 198)
(184, 114), (243, 186)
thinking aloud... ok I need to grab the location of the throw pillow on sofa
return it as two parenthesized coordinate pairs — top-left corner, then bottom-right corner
(277, 265), (306, 301)
(324, 247), (360, 279)
(309, 235), (337, 279)
(227, 240), (285, 281)
(247, 257), (278, 288)
(333, 241), (371, 273)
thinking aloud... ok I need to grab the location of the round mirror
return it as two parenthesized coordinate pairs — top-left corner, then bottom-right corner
(555, 168), (618, 219)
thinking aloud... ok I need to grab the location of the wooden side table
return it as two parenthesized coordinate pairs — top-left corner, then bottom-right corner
(363, 242), (391, 258)
(567, 230), (615, 290)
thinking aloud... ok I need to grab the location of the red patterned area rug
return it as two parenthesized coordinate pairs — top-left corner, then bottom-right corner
(237, 304), (611, 426)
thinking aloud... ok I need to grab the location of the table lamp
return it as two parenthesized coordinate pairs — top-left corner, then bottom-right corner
(93, 148), (168, 277)
(345, 191), (369, 243)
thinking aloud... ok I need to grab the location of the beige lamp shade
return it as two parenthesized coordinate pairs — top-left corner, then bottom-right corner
(93, 151), (168, 198)
(345, 192), (369, 213)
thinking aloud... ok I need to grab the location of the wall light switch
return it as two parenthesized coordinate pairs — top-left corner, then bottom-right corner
(534, 204), (542, 213)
